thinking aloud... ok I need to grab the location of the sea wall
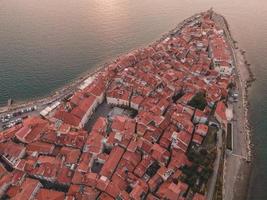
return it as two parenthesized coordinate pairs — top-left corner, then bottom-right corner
(212, 12), (254, 161)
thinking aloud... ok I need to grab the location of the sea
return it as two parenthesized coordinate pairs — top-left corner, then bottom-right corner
(0, 0), (266, 199)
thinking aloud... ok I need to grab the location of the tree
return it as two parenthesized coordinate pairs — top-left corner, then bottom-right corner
(188, 92), (207, 110)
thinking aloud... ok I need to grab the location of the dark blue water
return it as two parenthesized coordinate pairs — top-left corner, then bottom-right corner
(0, 0), (267, 199)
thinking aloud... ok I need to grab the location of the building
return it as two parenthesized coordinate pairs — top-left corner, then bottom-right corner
(214, 101), (227, 128)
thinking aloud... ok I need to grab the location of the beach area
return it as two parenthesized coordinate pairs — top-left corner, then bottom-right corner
(0, 10), (255, 200)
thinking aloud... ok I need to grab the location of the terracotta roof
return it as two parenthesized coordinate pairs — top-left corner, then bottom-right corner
(168, 149), (191, 170)
(12, 178), (41, 200)
(0, 124), (22, 142)
(215, 101), (227, 121)
(156, 181), (188, 200)
(92, 117), (107, 133)
(26, 141), (55, 155)
(59, 147), (81, 165)
(35, 189), (65, 200)
(54, 110), (80, 127)
(192, 134), (204, 145)
(0, 141), (26, 161)
(56, 166), (73, 185)
(193, 193), (206, 200)
(195, 124), (208, 136)
(100, 146), (125, 178)
(15, 117), (48, 143)
(77, 152), (92, 173)
(84, 131), (104, 155)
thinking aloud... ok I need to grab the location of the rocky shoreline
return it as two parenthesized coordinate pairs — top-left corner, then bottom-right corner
(212, 11), (255, 200)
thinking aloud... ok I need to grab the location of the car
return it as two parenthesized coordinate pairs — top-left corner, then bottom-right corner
(2, 118), (10, 123)
(233, 92), (239, 98)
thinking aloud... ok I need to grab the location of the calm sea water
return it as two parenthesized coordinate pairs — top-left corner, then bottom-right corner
(0, 0), (267, 199)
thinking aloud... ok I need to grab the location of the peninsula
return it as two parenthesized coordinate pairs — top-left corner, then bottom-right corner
(0, 10), (253, 200)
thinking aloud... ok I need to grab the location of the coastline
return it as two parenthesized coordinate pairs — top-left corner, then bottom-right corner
(0, 10), (254, 200)
(212, 12), (255, 200)
(0, 12), (202, 115)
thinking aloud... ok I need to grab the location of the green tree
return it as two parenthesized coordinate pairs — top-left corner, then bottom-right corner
(188, 92), (207, 110)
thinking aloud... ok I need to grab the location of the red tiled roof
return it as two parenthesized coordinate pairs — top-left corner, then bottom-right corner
(0, 124), (22, 142)
(130, 180), (148, 199)
(57, 168), (73, 186)
(192, 134), (204, 145)
(0, 141), (25, 160)
(117, 150), (142, 172)
(96, 176), (110, 191)
(78, 95), (96, 113)
(156, 181), (188, 200)
(12, 178), (41, 200)
(70, 91), (84, 106)
(6, 185), (20, 199)
(100, 146), (125, 178)
(151, 143), (170, 165)
(15, 117), (48, 143)
(105, 181), (121, 198)
(84, 172), (98, 187)
(134, 155), (154, 178)
(215, 101), (227, 121)
(193, 193), (206, 200)
(67, 184), (100, 199)
(168, 149), (191, 170)
(59, 147), (81, 165)
(195, 124), (208, 136)
(84, 79), (105, 97)
(92, 117), (107, 133)
(147, 193), (160, 200)
(98, 192), (114, 200)
(70, 106), (85, 119)
(35, 189), (65, 200)
(26, 141), (54, 155)
(172, 131), (192, 152)
(84, 131), (104, 155)
(148, 174), (163, 193)
(54, 110), (80, 127)
(77, 152), (92, 173)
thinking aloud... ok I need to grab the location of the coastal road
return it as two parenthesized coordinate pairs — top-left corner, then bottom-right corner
(212, 13), (249, 158)
(231, 48), (251, 159)
(231, 83), (247, 158)
(207, 129), (223, 200)
(223, 154), (242, 200)
(0, 72), (82, 131)
(212, 12), (251, 200)
(223, 50), (251, 200)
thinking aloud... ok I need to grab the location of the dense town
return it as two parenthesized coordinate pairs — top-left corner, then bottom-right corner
(0, 10), (235, 200)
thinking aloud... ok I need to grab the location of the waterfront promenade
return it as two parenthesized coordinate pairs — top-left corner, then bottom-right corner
(212, 13), (254, 200)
